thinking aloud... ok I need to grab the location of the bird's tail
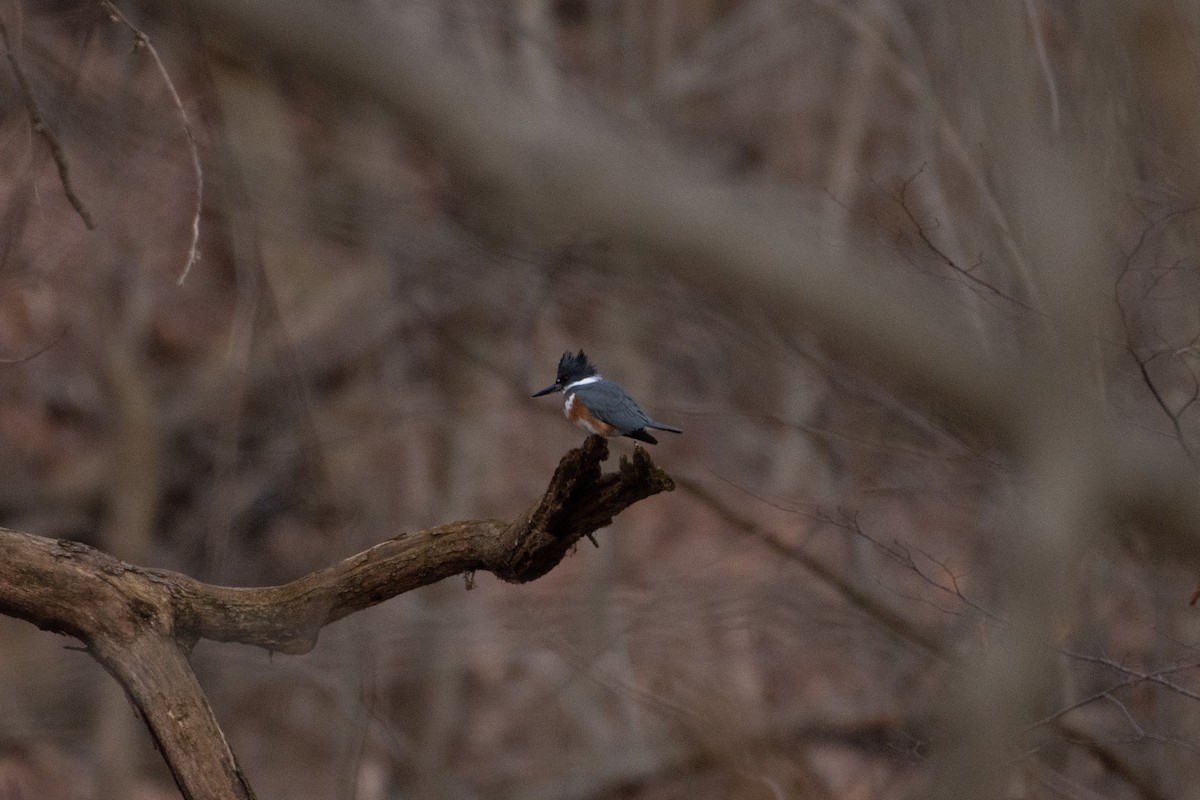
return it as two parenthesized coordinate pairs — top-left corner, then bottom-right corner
(647, 421), (683, 434)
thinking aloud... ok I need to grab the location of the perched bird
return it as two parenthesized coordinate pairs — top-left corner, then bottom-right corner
(532, 350), (683, 444)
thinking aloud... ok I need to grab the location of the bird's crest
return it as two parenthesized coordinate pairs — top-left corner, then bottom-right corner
(557, 350), (598, 384)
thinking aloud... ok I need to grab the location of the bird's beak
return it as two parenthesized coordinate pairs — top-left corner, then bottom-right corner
(531, 383), (559, 398)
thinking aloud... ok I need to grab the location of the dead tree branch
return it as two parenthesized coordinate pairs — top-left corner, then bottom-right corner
(0, 436), (672, 800)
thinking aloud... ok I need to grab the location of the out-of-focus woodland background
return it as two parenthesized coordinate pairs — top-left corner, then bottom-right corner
(3, 1), (1200, 798)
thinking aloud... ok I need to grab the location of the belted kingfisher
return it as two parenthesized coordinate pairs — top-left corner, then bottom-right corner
(532, 350), (683, 444)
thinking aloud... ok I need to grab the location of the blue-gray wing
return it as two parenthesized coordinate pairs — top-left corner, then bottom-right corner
(572, 382), (654, 433)
(574, 381), (682, 434)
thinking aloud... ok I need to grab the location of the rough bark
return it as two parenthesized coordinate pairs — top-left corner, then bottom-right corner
(0, 436), (672, 800)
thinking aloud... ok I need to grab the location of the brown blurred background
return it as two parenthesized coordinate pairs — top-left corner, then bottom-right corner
(2, 1), (1200, 798)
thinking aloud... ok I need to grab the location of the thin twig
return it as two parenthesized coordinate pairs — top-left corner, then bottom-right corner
(676, 475), (946, 655)
(0, 326), (67, 364)
(1041, 722), (1173, 800)
(102, 1), (204, 285)
(1062, 650), (1200, 703)
(894, 166), (1034, 313)
(0, 19), (95, 230)
(1113, 204), (1200, 467)
(811, 0), (1044, 307)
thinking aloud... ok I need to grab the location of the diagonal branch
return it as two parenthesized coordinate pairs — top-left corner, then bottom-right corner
(0, 435), (672, 799)
(101, 1), (205, 284)
(168, 435), (673, 653)
(0, 19), (95, 230)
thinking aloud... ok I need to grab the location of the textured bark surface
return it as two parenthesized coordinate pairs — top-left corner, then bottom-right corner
(0, 436), (672, 800)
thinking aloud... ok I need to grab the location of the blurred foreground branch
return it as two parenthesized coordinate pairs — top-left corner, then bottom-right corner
(181, 0), (1200, 564)
(0, 436), (671, 800)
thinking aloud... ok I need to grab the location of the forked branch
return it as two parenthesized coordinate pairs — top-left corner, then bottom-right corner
(0, 435), (672, 800)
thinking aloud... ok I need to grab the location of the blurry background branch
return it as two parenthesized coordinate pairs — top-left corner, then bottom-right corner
(0, 17), (95, 230)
